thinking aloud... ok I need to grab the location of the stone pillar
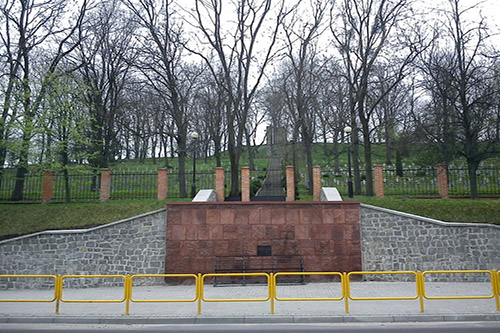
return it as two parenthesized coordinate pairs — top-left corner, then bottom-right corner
(99, 168), (112, 202)
(241, 167), (250, 202)
(436, 163), (449, 199)
(313, 166), (321, 202)
(373, 164), (385, 198)
(286, 166), (295, 202)
(215, 167), (225, 202)
(41, 171), (54, 204)
(157, 168), (168, 200)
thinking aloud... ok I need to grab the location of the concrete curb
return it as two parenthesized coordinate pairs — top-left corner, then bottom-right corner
(1, 314), (499, 325)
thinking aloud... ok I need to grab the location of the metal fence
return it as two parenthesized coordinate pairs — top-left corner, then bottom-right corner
(111, 172), (157, 200)
(52, 171), (100, 202)
(449, 167), (500, 197)
(0, 170), (43, 202)
(384, 168), (439, 197)
(321, 168), (371, 198)
(0, 166), (498, 202)
(1, 269), (499, 315)
(168, 171), (215, 198)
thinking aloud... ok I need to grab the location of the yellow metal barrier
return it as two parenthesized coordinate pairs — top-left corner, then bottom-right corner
(495, 270), (500, 311)
(126, 274), (199, 315)
(199, 273), (272, 314)
(59, 275), (128, 314)
(129, 274), (198, 302)
(346, 271), (420, 314)
(421, 270), (496, 302)
(273, 272), (344, 301)
(272, 272), (344, 315)
(60, 274), (127, 303)
(0, 275), (57, 303)
(1, 270), (499, 315)
(346, 271), (419, 300)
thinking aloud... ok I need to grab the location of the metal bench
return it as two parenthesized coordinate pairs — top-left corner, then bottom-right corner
(213, 255), (305, 286)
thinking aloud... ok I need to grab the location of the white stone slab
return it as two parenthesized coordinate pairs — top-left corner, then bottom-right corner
(320, 187), (343, 201)
(192, 189), (217, 202)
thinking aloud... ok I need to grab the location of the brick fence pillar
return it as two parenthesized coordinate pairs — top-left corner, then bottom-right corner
(373, 164), (385, 198)
(241, 167), (250, 202)
(157, 168), (168, 200)
(99, 168), (112, 202)
(215, 167), (225, 202)
(436, 163), (449, 199)
(41, 171), (54, 204)
(313, 166), (321, 202)
(286, 166), (295, 202)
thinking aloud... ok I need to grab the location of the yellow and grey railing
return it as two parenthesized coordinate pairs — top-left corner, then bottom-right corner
(1, 269), (498, 315)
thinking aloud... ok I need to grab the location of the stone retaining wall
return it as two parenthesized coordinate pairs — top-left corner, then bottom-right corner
(0, 209), (166, 289)
(360, 204), (500, 281)
(1, 204), (499, 288)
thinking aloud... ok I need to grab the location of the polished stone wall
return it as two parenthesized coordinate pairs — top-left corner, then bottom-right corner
(164, 202), (362, 275)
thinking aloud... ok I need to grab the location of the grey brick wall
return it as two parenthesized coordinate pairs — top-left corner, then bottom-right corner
(0, 209), (166, 289)
(360, 204), (500, 281)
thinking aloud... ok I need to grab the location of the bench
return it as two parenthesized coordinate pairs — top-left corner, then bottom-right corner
(213, 255), (305, 286)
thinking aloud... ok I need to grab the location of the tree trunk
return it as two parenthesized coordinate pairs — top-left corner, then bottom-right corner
(352, 128), (362, 195)
(467, 160), (479, 199)
(61, 143), (71, 203)
(362, 124), (374, 196)
(64, 168), (71, 203)
(214, 138), (222, 167)
(177, 135), (187, 198)
(11, 166), (28, 201)
(385, 120), (393, 165)
(11, 117), (32, 201)
(305, 141), (314, 194)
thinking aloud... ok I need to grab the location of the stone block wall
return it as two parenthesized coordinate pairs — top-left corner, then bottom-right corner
(360, 204), (500, 281)
(1, 202), (499, 289)
(0, 210), (166, 289)
(165, 202), (362, 275)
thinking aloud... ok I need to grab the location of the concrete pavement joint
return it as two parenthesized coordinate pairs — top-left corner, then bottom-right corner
(2, 314), (500, 325)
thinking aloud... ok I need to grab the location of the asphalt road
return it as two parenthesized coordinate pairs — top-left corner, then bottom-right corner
(1, 322), (500, 333)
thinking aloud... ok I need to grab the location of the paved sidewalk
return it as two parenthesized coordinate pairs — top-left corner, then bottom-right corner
(1, 281), (499, 324)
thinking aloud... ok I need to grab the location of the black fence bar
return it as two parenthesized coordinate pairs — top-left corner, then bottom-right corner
(52, 171), (100, 202)
(110, 172), (157, 200)
(449, 167), (500, 197)
(0, 166), (498, 203)
(167, 171), (215, 198)
(320, 167), (371, 197)
(0, 170), (43, 202)
(384, 168), (439, 197)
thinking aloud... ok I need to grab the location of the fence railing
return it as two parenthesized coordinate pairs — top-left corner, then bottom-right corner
(52, 171), (100, 202)
(1, 270), (499, 315)
(0, 171), (43, 202)
(449, 167), (500, 197)
(1, 165), (499, 202)
(383, 168), (438, 197)
(168, 171), (215, 198)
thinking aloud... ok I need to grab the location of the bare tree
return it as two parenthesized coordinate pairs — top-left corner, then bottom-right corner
(186, 0), (290, 197)
(427, 0), (499, 198)
(281, 0), (328, 193)
(330, 0), (423, 195)
(123, 0), (199, 197)
(193, 68), (226, 167)
(73, 0), (136, 184)
(413, 49), (460, 165)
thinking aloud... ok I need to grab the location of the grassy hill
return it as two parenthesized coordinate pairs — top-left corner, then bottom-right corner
(1, 142), (499, 239)
(1, 197), (498, 240)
